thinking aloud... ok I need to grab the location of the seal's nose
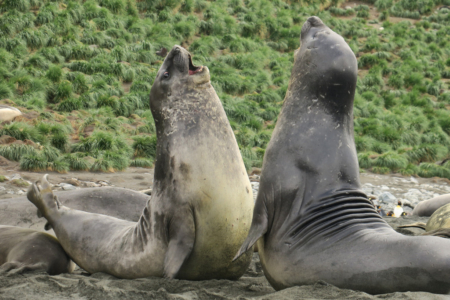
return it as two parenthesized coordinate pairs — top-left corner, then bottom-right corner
(306, 16), (324, 27)
(172, 45), (181, 53)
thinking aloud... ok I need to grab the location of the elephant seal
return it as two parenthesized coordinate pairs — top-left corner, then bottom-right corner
(412, 194), (450, 216)
(27, 45), (254, 280)
(0, 187), (150, 231)
(0, 105), (22, 122)
(0, 225), (74, 275)
(400, 203), (450, 238)
(234, 16), (450, 294)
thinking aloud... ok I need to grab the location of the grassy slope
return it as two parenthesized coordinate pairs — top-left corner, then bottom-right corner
(0, 0), (450, 178)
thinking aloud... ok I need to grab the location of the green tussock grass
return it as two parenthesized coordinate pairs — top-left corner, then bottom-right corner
(0, 0), (450, 177)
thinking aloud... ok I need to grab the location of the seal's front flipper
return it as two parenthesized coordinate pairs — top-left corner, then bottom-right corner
(163, 209), (195, 279)
(233, 199), (268, 261)
(398, 222), (426, 230)
(27, 174), (58, 219)
(0, 261), (46, 276)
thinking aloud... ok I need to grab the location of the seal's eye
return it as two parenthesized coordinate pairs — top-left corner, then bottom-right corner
(163, 72), (169, 78)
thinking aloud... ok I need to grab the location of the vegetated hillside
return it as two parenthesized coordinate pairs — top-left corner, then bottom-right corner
(0, 0), (449, 178)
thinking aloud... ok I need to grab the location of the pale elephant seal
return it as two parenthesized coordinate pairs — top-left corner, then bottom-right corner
(399, 203), (450, 238)
(0, 225), (74, 275)
(0, 105), (22, 122)
(234, 16), (450, 294)
(27, 45), (254, 280)
(412, 194), (450, 216)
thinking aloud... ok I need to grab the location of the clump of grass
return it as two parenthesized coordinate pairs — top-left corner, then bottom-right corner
(42, 145), (61, 162)
(11, 178), (30, 187)
(51, 132), (69, 151)
(62, 153), (92, 171)
(0, 122), (43, 143)
(132, 135), (157, 158)
(90, 156), (114, 172)
(373, 151), (408, 171)
(0, 144), (38, 161)
(47, 159), (70, 173)
(72, 131), (131, 153)
(46, 65), (63, 83)
(20, 154), (48, 172)
(130, 157), (153, 168)
(418, 163), (450, 179)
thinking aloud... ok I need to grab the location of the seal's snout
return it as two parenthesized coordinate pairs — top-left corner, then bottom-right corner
(306, 16), (324, 27)
(301, 16), (327, 41)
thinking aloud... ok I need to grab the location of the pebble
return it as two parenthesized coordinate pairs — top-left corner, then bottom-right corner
(9, 174), (21, 181)
(379, 192), (397, 204)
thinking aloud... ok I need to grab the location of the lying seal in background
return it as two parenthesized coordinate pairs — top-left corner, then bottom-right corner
(234, 16), (450, 294)
(400, 203), (450, 238)
(27, 45), (254, 280)
(0, 187), (150, 231)
(0, 105), (22, 122)
(0, 226), (74, 275)
(412, 194), (450, 216)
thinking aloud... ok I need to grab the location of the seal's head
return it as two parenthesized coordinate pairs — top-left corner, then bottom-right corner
(149, 45), (212, 130)
(293, 16), (357, 116)
(150, 45), (209, 105)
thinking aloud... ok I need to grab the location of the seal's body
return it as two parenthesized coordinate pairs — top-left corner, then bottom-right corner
(0, 226), (74, 275)
(413, 194), (450, 216)
(27, 46), (253, 280)
(0, 105), (21, 122)
(0, 187), (150, 230)
(235, 17), (450, 294)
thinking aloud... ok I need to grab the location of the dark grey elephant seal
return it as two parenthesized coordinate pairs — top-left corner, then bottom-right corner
(0, 187), (150, 231)
(0, 225), (74, 275)
(234, 16), (450, 294)
(27, 45), (254, 280)
(412, 194), (450, 216)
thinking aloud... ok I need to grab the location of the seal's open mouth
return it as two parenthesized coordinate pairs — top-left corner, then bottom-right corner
(188, 55), (203, 75)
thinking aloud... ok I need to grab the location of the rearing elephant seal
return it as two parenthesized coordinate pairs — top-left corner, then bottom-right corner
(28, 45), (254, 280)
(234, 16), (450, 294)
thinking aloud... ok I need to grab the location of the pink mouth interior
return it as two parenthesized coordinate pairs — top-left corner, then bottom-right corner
(189, 68), (201, 75)
(188, 55), (202, 75)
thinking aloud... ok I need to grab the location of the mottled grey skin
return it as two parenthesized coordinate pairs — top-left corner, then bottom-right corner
(0, 225), (74, 275)
(234, 16), (450, 294)
(0, 187), (150, 231)
(27, 45), (254, 280)
(425, 203), (450, 231)
(413, 194), (450, 216)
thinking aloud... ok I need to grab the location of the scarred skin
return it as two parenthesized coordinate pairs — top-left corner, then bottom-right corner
(0, 225), (74, 275)
(27, 45), (254, 280)
(234, 17), (450, 294)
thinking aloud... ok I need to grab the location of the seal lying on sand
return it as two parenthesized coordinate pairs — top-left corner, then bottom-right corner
(412, 194), (450, 216)
(400, 203), (450, 238)
(0, 187), (150, 231)
(0, 226), (74, 275)
(234, 16), (450, 294)
(27, 45), (254, 280)
(0, 105), (22, 122)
